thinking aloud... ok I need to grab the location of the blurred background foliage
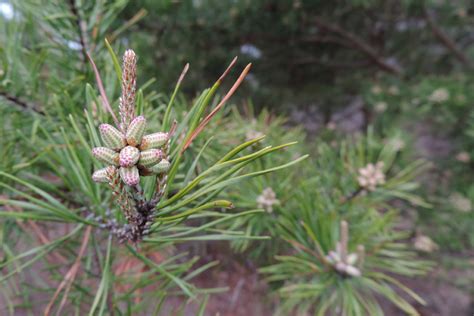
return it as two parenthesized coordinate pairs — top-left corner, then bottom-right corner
(120, 0), (474, 255)
(123, 0), (474, 108)
(0, 0), (473, 314)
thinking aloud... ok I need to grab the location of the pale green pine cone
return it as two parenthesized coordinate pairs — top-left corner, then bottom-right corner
(139, 132), (169, 150)
(126, 116), (146, 147)
(92, 116), (171, 187)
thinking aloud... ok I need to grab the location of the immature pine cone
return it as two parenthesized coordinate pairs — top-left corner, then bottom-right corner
(92, 116), (170, 186)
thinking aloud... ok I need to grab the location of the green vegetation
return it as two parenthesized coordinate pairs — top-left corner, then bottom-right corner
(0, 0), (472, 315)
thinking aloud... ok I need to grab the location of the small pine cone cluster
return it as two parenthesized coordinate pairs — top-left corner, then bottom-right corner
(325, 221), (364, 277)
(357, 161), (385, 191)
(87, 49), (173, 242)
(92, 116), (171, 187)
(256, 187), (279, 213)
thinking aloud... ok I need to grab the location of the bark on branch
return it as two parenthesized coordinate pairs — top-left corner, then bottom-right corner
(0, 90), (44, 114)
(423, 7), (471, 68)
(68, 0), (90, 63)
(313, 17), (402, 75)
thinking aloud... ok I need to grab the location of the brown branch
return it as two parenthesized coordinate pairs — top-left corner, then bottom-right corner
(339, 187), (363, 204)
(313, 17), (402, 75)
(67, 0), (90, 63)
(423, 7), (471, 67)
(300, 35), (353, 48)
(0, 90), (44, 115)
(293, 57), (371, 68)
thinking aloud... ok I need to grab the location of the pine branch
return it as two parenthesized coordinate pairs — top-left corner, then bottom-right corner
(423, 7), (471, 68)
(0, 90), (44, 114)
(293, 57), (371, 68)
(313, 17), (402, 75)
(67, 0), (90, 63)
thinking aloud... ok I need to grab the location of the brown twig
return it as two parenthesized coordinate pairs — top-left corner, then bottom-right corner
(300, 35), (353, 48)
(313, 17), (402, 75)
(67, 0), (90, 64)
(293, 57), (371, 68)
(339, 187), (363, 204)
(423, 7), (471, 67)
(0, 90), (44, 115)
(44, 226), (92, 316)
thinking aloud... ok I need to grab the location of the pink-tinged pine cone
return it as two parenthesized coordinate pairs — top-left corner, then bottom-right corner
(119, 166), (140, 186)
(99, 124), (126, 150)
(150, 159), (170, 174)
(92, 147), (120, 166)
(139, 132), (168, 150)
(119, 146), (140, 167)
(92, 166), (116, 183)
(126, 116), (146, 146)
(138, 149), (162, 168)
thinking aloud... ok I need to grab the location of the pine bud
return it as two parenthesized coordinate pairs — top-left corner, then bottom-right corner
(139, 132), (168, 150)
(119, 146), (140, 167)
(344, 265), (361, 277)
(119, 50), (137, 131)
(99, 124), (126, 150)
(119, 166), (140, 186)
(92, 147), (120, 166)
(92, 166), (116, 183)
(138, 149), (162, 168)
(347, 253), (358, 266)
(126, 116), (146, 146)
(150, 159), (170, 174)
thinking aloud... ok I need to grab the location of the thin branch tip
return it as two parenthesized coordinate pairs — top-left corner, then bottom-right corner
(178, 63), (190, 84)
(182, 63), (252, 152)
(218, 56), (239, 82)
